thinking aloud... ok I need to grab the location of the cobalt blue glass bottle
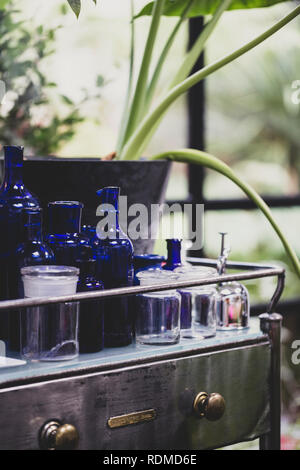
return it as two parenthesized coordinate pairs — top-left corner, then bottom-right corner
(76, 259), (104, 353)
(163, 239), (182, 271)
(91, 187), (134, 348)
(0, 146), (39, 346)
(17, 208), (55, 269)
(47, 201), (92, 266)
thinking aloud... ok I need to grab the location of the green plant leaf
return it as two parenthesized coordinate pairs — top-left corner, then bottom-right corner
(67, 0), (81, 18)
(135, 0), (291, 19)
(118, 4), (300, 161)
(151, 148), (300, 279)
(0, 0), (10, 9)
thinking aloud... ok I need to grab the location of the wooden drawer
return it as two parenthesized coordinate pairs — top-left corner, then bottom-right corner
(0, 342), (271, 450)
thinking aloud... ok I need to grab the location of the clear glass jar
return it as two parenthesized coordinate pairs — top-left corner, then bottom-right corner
(135, 270), (181, 345)
(20, 266), (79, 361)
(216, 282), (250, 330)
(175, 266), (218, 339)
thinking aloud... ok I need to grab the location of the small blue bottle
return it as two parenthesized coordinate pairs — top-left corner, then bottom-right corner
(91, 187), (134, 348)
(76, 259), (104, 353)
(0, 146), (39, 346)
(47, 201), (92, 266)
(17, 208), (55, 269)
(163, 239), (182, 271)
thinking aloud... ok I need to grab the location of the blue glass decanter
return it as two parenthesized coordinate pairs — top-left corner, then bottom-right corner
(76, 258), (104, 353)
(47, 201), (92, 266)
(163, 239), (182, 271)
(91, 187), (134, 348)
(0, 146), (40, 346)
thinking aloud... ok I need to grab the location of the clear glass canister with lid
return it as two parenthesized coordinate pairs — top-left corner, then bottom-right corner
(20, 265), (79, 361)
(135, 269), (181, 345)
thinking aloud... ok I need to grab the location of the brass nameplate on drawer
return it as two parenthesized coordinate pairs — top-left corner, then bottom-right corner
(108, 409), (156, 429)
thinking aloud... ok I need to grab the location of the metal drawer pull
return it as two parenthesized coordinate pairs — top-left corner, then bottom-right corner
(39, 420), (79, 450)
(193, 392), (226, 421)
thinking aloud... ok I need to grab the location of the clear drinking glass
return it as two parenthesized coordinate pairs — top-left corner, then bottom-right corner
(175, 266), (218, 339)
(20, 266), (79, 361)
(135, 270), (181, 345)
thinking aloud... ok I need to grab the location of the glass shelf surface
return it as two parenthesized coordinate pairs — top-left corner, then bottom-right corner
(0, 318), (263, 387)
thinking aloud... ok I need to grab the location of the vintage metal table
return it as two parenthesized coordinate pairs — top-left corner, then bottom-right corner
(0, 260), (284, 451)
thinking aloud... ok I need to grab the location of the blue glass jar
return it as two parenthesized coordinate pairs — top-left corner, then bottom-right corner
(91, 187), (134, 348)
(163, 239), (183, 271)
(47, 201), (92, 266)
(0, 146), (40, 347)
(76, 259), (105, 353)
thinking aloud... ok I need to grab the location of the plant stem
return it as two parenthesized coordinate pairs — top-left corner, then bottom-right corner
(119, 4), (300, 161)
(145, 0), (194, 110)
(116, 0), (135, 156)
(151, 149), (300, 278)
(119, 0), (165, 151)
(171, 0), (232, 87)
(133, 0), (231, 159)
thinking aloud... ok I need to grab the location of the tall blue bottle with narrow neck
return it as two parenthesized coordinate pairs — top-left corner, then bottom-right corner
(0, 146), (40, 347)
(91, 187), (134, 348)
(0, 146), (40, 266)
(163, 239), (182, 271)
(47, 201), (91, 266)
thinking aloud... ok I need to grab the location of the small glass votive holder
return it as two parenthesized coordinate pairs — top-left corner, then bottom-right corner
(175, 266), (218, 339)
(216, 282), (250, 331)
(135, 270), (181, 345)
(20, 266), (79, 361)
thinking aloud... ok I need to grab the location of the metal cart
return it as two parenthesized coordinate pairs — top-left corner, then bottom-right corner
(0, 259), (285, 450)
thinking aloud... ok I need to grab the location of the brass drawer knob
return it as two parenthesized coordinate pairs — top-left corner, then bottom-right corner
(39, 420), (79, 450)
(193, 392), (226, 421)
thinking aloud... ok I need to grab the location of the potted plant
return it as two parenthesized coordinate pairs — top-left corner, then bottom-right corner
(2, 0), (300, 275)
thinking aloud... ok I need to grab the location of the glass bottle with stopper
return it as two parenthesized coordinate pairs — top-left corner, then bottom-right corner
(215, 233), (250, 330)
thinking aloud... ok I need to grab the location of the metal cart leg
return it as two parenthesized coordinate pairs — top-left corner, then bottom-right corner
(259, 313), (283, 450)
